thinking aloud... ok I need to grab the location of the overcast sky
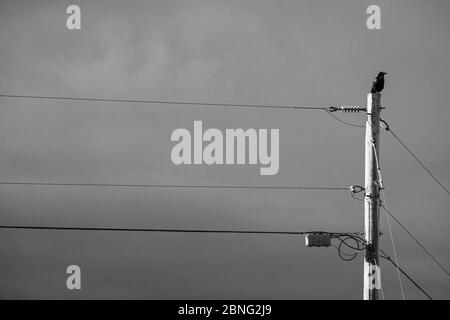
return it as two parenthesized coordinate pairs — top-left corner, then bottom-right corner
(0, 0), (449, 299)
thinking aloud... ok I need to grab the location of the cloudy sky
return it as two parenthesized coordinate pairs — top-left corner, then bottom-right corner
(0, 0), (449, 299)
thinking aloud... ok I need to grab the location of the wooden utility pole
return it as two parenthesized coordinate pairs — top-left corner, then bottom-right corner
(363, 93), (381, 300)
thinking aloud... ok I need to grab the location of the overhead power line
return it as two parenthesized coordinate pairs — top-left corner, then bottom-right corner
(0, 225), (362, 237)
(325, 110), (365, 128)
(8, 225), (427, 298)
(372, 142), (405, 299)
(0, 94), (328, 111)
(380, 203), (450, 277)
(0, 181), (348, 191)
(381, 120), (450, 195)
(1, 92), (447, 299)
(380, 249), (433, 300)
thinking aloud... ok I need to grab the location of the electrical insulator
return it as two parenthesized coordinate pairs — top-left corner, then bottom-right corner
(341, 105), (362, 113)
(329, 106), (366, 113)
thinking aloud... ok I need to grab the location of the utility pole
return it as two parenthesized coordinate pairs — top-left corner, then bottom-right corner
(363, 93), (382, 300)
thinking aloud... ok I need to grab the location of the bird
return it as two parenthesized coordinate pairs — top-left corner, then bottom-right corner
(371, 72), (387, 94)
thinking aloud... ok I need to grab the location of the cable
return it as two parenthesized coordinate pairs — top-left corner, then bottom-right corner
(377, 267), (386, 300)
(381, 192), (406, 300)
(331, 232), (387, 299)
(0, 94), (327, 111)
(330, 233), (366, 262)
(381, 119), (449, 195)
(372, 141), (405, 300)
(0, 225), (312, 235)
(380, 203), (450, 277)
(331, 243), (358, 261)
(325, 110), (365, 128)
(380, 249), (433, 300)
(376, 121), (450, 278)
(0, 181), (349, 191)
(335, 237), (361, 261)
(0, 225), (365, 239)
(332, 234), (366, 251)
(351, 192), (365, 202)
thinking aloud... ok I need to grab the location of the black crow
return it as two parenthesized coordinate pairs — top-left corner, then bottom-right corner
(371, 72), (387, 93)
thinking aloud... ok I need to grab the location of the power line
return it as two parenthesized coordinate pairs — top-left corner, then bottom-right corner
(325, 110), (365, 128)
(0, 181), (348, 191)
(381, 120), (449, 195)
(1, 94), (372, 126)
(372, 141), (405, 299)
(380, 248), (433, 300)
(380, 203), (450, 277)
(0, 225), (363, 237)
(0, 225), (307, 234)
(0, 94), (328, 111)
(381, 190), (406, 299)
(1, 94), (446, 299)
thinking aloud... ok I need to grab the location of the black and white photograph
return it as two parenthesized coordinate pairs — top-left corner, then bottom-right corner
(0, 0), (449, 306)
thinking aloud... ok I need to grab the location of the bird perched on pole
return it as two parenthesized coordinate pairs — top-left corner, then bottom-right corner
(371, 72), (387, 93)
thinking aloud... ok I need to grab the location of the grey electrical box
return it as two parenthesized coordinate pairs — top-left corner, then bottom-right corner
(305, 233), (331, 247)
